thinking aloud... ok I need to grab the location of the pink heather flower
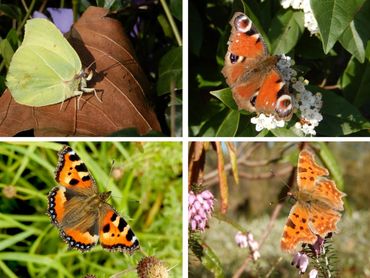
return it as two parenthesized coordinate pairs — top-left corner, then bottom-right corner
(235, 231), (260, 261)
(188, 190), (214, 232)
(291, 252), (309, 273)
(309, 235), (325, 256)
(235, 231), (248, 248)
(309, 269), (318, 278)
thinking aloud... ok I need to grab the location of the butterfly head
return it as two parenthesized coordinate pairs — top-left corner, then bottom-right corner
(99, 191), (112, 203)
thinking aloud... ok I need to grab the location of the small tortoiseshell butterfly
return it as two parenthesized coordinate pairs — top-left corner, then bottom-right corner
(47, 145), (139, 253)
(222, 12), (293, 120)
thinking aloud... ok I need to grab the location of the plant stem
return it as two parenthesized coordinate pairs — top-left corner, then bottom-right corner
(159, 0), (182, 46)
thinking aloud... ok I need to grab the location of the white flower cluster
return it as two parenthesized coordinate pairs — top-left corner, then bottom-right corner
(293, 77), (323, 136)
(277, 54), (296, 82)
(234, 231), (261, 261)
(280, 0), (319, 34)
(251, 114), (285, 131)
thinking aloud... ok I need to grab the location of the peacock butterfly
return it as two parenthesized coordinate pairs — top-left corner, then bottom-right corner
(221, 12), (293, 120)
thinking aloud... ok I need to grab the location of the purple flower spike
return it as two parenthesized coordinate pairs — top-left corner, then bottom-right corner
(188, 190), (214, 232)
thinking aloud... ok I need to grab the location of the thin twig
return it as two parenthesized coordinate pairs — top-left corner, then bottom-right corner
(159, 0), (182, 46)
(204, 143), (262, 182)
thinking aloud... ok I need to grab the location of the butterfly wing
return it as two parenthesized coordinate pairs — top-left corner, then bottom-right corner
(55, 145), (97, 193)
(297, 150), (329, 191)
(48, 145), (101, 251)
(282, 149), (346, 252)
(99, 204), (139, 253)
(280, 203), (317, 252)
(311, 178), (346, 211)
(47, 186), (100, 251)
(308, 201), (342, 238)
(6, 18), (82, 106)
(221, 12), (293, 119)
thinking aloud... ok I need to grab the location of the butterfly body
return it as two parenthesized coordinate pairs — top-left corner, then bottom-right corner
(281, 150), (346, 253)
(48, 146), (139, 253)
(222, 12), (293, 120)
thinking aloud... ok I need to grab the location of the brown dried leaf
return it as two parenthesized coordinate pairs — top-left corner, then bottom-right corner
(226, 142), (239, 185)
(0, 7), (161, 136)
(215, 142), (228, 214)
(188, 142), (206, 189)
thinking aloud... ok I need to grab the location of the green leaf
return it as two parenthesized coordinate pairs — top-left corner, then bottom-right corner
(170, 0), (182, 21)
(0, 4), (22, 20)
(0, 39), (14, 67)
(271, 126), (300, 137)
(156, 46), (182, 96)
(317, 143), (344, 189)
(189, 234), (224, 278)
(269, 9), (305, 55)
(338, 0), (370, 62)
(198, 108), (229, 137)
(157, 14), (172, 38)
(316, 89), (370, 136)
(196, 74), (222, 88)
(201, 243), (224, 278)
(311, 0), (367, 53)
(215, 110), (240, 136)
(189, 2), (202, 56)
(0, 75), (5, 94)
(340, 43), (370, 106)
(235, 115), (258, 136)
(210, 88), (238, 110)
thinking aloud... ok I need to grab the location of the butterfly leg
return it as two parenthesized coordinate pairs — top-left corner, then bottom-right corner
(81, 87), (102, 103)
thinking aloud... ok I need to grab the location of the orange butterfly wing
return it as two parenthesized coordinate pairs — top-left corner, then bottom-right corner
(99, 207), (139, 253)
(48, 146), (139, 253)
(55, 146), (97, 191)
(221, 12), (293, 120)
(281, 149), (345, 252)
(281, 204), (317, 252)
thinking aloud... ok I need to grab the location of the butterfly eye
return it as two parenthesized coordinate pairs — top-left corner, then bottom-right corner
(250, 91), (259, 108)
(229, 53), (238, 64)
(229, 53), (245, 64)
(275, 95), (293, 118)
(234, 14), (251, 33)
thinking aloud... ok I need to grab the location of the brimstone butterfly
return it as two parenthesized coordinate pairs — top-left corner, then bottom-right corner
(6, 18), (96, 107)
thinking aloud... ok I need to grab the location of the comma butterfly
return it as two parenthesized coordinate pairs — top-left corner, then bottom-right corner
(280, 149), (346, 252)
(222, 12), (293, 120)
(47, 145), (139, 253)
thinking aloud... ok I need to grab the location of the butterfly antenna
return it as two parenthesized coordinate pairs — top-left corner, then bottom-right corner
(85, 60), (96, 71)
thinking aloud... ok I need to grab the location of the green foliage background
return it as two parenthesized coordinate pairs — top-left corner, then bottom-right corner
(0, 142), (182, 277)
(189, 0), (370, 137)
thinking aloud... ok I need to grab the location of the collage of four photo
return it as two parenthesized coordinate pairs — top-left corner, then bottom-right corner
(0, 0), (369, 277)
